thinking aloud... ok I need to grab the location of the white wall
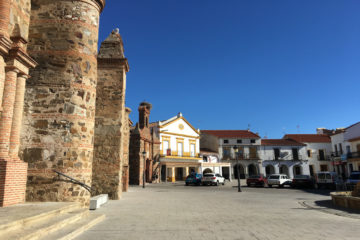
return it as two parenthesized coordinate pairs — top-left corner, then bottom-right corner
(304, 142), (332, 173)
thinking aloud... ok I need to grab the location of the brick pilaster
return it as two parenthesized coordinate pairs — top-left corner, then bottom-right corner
(0, 56), (5, 112)
(9, 74), (27, 158)
(0, 67), (19, 158)
(0, 0), (11, 37)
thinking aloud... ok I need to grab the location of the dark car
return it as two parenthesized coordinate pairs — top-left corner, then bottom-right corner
(185, 173), (202, 186)
(346, 172), (360, 190)
(291, 175), (315, 188)
(246, 174), (267, 187)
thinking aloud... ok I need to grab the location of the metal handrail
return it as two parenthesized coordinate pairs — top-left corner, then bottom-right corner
(53, 170), (92, 193)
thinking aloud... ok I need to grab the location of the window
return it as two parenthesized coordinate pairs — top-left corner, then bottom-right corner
(274, 148), (280, 160)
(237, 139), (242, 143)
(163, 140), (170, 155)
(320, 165), (328, 171)
(250, 139), (256, 144)
(292, 148), (299, 160)
(223, 139), (229, 144)
(307, 150), (312, 158)
(223, 147), (231, 158)
(334, 145), (338, 156)
(190, 143), (195, 157)
(318, 149), (325, 160)
(177, 142), (183, 156)
(339, 143), (343, 154)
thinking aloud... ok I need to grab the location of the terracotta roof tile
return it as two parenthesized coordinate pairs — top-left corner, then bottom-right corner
(201, 130), (260, 139)
(283, 134), (331, 143)
(261, 139), (306, 146)
(349, 136), (360, 142)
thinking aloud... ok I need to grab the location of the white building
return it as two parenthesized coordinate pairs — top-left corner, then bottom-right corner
(260, 139), (310, 178)
(201, 130), (261, 179)
(283, 134), (332, 176)
(151, 113), (230, 182)
(331, 122), (360, 175)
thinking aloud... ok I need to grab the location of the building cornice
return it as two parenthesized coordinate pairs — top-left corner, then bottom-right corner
(97, 58), (129, 72)
(0, 34), (12, 56)
(75, 0), (105, 13)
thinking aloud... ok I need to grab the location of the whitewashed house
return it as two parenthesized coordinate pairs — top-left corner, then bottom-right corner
(283, 134), (332, 176)
(201, 130), (261, 179)
(260, 139), (309, 178)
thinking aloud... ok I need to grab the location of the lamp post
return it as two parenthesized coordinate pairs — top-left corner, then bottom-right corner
(233, 146), (242, 192)
(142, 151), (147, 188)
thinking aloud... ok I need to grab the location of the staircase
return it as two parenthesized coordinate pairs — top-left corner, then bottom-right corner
(0, 202), (105, 240)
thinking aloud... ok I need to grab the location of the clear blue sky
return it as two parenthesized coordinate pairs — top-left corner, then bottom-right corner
(98, 0), (360, 138)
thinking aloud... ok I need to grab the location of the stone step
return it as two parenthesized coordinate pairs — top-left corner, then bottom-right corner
(0, 202), (81, 235)
(1, 208), (89, 240)
(44, 213), (105, 240)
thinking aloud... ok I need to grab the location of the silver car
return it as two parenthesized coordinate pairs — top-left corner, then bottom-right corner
(202, 173), (225, 186)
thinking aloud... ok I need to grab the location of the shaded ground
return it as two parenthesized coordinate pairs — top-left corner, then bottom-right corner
(76, 181), (360, 240)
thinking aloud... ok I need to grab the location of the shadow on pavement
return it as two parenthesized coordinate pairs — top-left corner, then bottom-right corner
(314, 199), (360, 214)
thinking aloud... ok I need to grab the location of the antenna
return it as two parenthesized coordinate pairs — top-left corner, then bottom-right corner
(247, 124), (251, 130)
(297, 125), (300, 133)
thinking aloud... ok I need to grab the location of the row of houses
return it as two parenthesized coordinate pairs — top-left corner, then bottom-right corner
(129, 104), (360, 184)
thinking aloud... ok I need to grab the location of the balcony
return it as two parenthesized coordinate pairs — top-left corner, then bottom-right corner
(160, 150), (200, 158)
(346, 152), (360, 159)
(222, 153), (260, 160)
(317, 155), (331, 161)
(272, 154), (304, 161)
(331, 152), (360, 160)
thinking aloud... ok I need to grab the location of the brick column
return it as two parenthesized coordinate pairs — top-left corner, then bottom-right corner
(0, 67), (19, 158)
(9, 74), (27, 158)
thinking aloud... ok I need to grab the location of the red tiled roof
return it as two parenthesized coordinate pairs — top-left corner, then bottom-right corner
(261, 139), (305, 146)
(346, 122), (360, 130)
(283, 134), (331, 143)
(349, 136), (360, 142)
(201, 130), (260, 139)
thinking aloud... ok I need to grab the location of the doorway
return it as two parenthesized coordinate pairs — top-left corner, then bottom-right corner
(176, 167), (183, 181)
(161, 165), (166, 182)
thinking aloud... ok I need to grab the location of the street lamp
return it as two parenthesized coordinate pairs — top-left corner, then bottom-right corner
(142, 151), (147, 188)
(233, 146), (242, 192)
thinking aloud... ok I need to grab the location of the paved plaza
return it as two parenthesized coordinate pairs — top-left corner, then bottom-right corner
(76, 182), (360, 240)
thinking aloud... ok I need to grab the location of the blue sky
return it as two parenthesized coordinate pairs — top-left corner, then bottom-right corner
(98, 0), (360, 138)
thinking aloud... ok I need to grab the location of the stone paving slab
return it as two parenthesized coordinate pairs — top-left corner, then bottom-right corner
(75, 182), (360, 240)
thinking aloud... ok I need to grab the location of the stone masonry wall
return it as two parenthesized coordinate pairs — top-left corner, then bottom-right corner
(92, 30), (129, 200)
(20, 0), (104, 205)
(122, 108), (132, 192)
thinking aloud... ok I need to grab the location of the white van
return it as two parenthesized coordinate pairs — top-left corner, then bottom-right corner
(316, 172), (343, 189)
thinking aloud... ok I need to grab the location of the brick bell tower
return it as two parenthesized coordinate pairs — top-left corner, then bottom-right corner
(139, 102), (152, 129)
(20, 0), (105, 205)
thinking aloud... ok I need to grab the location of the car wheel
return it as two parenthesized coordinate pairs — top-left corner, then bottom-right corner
(185, 182), (189, 186)
(222, 181), (225, 185)
(268, 184), (272, 188)
(279, 184), (284, 188)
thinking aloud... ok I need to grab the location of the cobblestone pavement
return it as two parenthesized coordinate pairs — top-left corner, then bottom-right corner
(76, 181), (360, 240)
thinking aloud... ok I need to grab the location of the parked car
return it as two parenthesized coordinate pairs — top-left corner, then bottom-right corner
(345, 172), (360, 189)
(315, 172), (343, 189)
(246, 174), (267, 187)
(201, 173), (225, 186)
(267, 174), (292, 188)
(185, 173), (202, 186)
(291, 175), (315, 188)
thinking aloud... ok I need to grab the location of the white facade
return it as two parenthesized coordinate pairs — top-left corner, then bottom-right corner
(260, 144), (310, 179)
(201, 130), (261, 179)
(303, 142), (332, 175)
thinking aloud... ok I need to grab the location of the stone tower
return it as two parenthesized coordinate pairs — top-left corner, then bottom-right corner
(20, 0), (105, 205)
(92, 29), (130, 200)
(0, 0), (37, 207)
